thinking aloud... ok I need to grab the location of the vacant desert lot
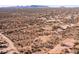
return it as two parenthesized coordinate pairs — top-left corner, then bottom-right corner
(0, 8), (79, 54)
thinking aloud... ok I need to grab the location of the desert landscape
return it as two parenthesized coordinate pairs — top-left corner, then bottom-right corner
(0, 7), (79, 54)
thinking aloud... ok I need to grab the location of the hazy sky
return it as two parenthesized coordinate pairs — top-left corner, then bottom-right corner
(0, 0), (79, 7)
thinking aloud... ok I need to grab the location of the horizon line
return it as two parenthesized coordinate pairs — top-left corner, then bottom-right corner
(1, 5), (79, 8)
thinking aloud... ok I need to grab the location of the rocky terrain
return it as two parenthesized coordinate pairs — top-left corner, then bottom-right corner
(0, 8), (79, 54)
(0, 33), (19, 54)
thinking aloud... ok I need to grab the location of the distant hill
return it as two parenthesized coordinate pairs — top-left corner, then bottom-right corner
(30, 5), (48, 8)
(0, 5), (48, 12)
(16, 5), (49, 8)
